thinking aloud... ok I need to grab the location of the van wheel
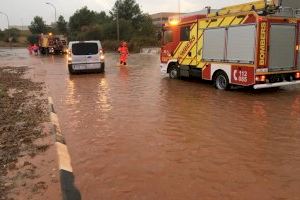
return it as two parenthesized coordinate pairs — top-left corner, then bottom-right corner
(214, 71), (230, 90)
(40, 48), (46, 55)
(169, 65), (179, 79)
(96, 64), (105, 73)
(68, 65), (75, 74)
(96, 68), (104, 73)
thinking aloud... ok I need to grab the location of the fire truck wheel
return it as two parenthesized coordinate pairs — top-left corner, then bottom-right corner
(40, 48), (46, 55)
(169, 66), (179, 79)
(214, 71), (230, 90)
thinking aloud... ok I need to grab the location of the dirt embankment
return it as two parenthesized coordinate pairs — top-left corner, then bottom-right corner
(0, 67), (59, 200)
(0, 42), (27, 48)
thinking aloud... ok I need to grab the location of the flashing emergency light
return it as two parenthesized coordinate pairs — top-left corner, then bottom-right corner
(168, 16), (181, 26)
(169, 19), (180, 26)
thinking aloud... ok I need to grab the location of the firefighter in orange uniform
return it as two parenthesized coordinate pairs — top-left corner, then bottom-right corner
(118, 41), (129, 66)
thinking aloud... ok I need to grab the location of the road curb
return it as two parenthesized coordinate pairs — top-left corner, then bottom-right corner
(48, 97), (81, 200)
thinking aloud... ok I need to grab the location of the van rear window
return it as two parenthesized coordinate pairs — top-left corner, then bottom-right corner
(72, 43), (98, 55)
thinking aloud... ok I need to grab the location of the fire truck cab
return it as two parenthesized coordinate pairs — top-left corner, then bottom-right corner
(160, 0), (300, 89)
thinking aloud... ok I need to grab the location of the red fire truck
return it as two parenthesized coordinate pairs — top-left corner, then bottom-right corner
(160, 0), (300, 89)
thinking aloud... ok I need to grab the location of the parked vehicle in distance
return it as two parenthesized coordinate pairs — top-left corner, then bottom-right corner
(39, 33), (68, 55)
(67, 41), (105, 74)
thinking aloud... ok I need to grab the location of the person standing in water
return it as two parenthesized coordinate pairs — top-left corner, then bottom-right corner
(118, 41), (129, 66)
(33, 44), (39, 55)
(28, 43), (33, 55)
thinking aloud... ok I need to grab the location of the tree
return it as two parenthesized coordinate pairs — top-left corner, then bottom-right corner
(56, 15), (68, 34)
(95, 11), (110, 25)
(69, 7), (98, 32)
(110, 0), (142, 23)
(109, 0), (156, 43)
(2, 28), (20, 42)
(29, 16), (48, 34)
(75, 25), (103, 41)
(136, 14), (155, 37)
(27, 34), (39, 44)
(0, 30), (4, 41)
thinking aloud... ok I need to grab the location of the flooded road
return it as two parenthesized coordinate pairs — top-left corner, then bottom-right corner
(2, 49), (300, 200)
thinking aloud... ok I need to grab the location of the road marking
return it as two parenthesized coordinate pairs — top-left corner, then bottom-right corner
(56, 142), (73, 172)
(48, 97), (81, 200)
(48, 96), (54, 106)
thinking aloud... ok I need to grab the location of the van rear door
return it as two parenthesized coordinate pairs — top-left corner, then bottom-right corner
(72, 42), (100, 64)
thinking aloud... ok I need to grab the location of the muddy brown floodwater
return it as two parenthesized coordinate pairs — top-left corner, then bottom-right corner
(2, 48), (300, 200)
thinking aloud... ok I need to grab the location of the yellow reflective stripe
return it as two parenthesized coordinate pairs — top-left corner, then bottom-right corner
(173, 42), (183, 56)
(231, 16), (245, 25)
(179, 24), (198, 63)
(174, 23), (197, 59)
(208, 18), (224, 27)
(219, 16), (236, 26)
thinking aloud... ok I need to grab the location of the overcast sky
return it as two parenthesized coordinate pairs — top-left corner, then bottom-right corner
(0, 0), (251, 29)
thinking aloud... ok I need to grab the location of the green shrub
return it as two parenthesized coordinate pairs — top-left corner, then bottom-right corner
(1, 28), (20, 42)
(0, 30), (4, 41)
(101, 40), (119, 52)
(27, 34), (39, 45)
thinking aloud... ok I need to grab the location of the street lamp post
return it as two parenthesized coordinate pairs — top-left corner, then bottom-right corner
(0, 11), (11, 49)
(178, 0), (181, 18)
(117, 11), (120, 42)
(45, 2), (57, 23)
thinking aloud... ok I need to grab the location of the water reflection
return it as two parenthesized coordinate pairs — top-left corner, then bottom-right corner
(97, 78), (112, 116)
(8, 49), (299, 200)
(118, 65), (129, 81)
(291, 95), (300, 117)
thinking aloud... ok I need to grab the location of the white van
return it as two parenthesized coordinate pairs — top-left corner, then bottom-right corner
(68, 41), (105, 74)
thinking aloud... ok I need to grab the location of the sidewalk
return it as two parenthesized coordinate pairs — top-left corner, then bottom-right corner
(0, 65), (61, 200)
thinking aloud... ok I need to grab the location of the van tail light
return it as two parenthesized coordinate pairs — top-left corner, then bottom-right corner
(99, 49), (105, 61)
(68, 55), (72, 62)
(296, 72), (300, 79)
(67, 49), (72, 62)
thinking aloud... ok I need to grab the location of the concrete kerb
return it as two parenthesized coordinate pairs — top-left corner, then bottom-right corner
(48, 97), (81, 200)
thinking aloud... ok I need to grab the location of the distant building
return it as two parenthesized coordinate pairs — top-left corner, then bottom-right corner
(179, 9), (218, 17)
(9, 25), (29, 31)
(150, 12), (185, 27)
(182, 9), (218, 17)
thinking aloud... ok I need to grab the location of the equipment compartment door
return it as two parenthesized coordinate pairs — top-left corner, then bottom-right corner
(269, 24), (296, 71)
(202, 28), (226, 62)
(226, 25), (256, 64)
